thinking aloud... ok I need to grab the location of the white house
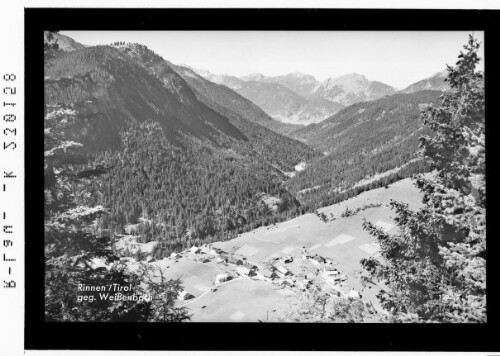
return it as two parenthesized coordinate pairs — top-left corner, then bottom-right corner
(277, 265), (291, 276)
(348, 289), (361, 299)
(236, 266), (251, 276)
(189, 246), (201, 255)
(215, 273), (231, 284)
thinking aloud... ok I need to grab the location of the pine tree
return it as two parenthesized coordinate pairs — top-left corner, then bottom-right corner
(361, 35), (485, 323)
(44, 106), (190, 322)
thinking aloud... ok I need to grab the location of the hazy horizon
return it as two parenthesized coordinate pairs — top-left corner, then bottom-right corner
(61, 31), (484, 89)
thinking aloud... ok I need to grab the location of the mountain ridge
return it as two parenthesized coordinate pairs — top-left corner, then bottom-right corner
(44, 44), (246, 152)
(309, 73), (397, 107)
(399, 69), (450, 94)
(194, 69), (344, 125)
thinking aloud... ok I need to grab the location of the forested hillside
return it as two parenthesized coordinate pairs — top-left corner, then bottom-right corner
(45, 37), (321, 262)
(44, 45), (246, 153)
(96, 121), (306, 258)
(112, 42), (320, 171)
(44, 31), (486, 325)
(361, 36), (485, 323)
(288, 90), (442, 208)
(170, 63), (301, 135)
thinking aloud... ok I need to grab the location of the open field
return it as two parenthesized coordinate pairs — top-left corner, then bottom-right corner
(146, 177), (423, 322)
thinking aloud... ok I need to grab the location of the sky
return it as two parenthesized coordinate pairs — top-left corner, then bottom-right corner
(61, 31), (484, 89)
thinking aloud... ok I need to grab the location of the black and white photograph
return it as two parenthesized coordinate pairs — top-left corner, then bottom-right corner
(42, 28), (486, 324)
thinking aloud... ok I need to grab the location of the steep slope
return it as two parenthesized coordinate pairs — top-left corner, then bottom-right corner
(310, 73), (397, 107)
(195, 70), (344, 125)
(234, 80), (344, 125)
(44, 31), (86, 52)
(44, 40), (318, 262)
(399, 69), (450, 94)
(44, 45), (246, 152)
(112, 43), (320, 171)
(288, 90), (442, 208)
(171, 64), (300, 135)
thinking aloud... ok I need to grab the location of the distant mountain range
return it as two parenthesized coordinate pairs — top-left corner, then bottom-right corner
(192, 69), (343, 125)
(193, 69), (448, 126)
(172, 65), (301, 135)
(241, 72), (319, 98)
(309, 73), (397, 107)
(194, 69), (450, 125)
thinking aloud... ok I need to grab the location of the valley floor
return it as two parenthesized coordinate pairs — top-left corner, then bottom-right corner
(138, 178), (424, 322)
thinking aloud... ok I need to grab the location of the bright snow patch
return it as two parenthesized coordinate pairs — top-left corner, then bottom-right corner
(294, 162), (307, 172)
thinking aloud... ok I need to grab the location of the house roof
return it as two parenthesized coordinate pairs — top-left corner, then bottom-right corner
(277, 266), (289, 274)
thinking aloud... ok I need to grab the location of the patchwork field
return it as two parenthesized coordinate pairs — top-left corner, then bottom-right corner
(146, 177), (423, 322)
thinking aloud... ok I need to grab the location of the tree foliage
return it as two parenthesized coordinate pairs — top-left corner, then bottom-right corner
(44, 105), (189, 322)
(95, 120), (305, 258)
(289, 90), (440, 209)
(361, 35), (485, 323)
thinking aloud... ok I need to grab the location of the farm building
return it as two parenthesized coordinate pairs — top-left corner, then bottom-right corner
(236, 266), (251, 276)
(348, 290), (361, 299)
(296, 279), (312, 291)
(214, 248), (226, 255)
(228, 256), (244, 266)
(312, 255), (327, 264)
(189, 246), (201, 255)
(199, 245), (212, 254)
(215, 273), (231, 284)
(243, 262), (259, 271)
(178, 290), (195, 301)
(261, 269), (279, 280)
(206, 246), (219, 255)
(323, 265), (339, 275)
(280, 278), (295, 287)
(329, 273), (347, 282)
(277, 265), (291, 276)
(263, 262), (277, 271)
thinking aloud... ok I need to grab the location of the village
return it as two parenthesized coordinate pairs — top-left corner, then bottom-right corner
(107, 179), (423, 321)
(169, 242), (362, 305)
